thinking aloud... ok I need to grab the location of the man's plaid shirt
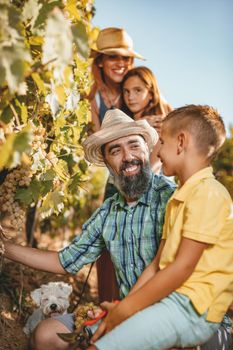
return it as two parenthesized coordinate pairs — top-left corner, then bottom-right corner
(59, 174), (175, 298)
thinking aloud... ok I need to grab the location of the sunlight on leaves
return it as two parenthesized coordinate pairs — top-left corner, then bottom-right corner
(42, 8), (73, 67)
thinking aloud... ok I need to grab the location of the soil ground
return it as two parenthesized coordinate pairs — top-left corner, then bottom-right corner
(0, 229), (232, 350)
(0, 230), (98, 350)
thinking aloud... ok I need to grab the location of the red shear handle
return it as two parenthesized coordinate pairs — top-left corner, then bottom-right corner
(83, 300), (120, 326)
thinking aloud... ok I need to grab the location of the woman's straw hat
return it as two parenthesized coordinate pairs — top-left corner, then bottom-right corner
(83, 109), (158, 166)
(90, 27), (144, 60)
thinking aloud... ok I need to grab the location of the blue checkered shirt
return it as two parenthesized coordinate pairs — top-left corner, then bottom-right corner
(59, 174), (175, 298)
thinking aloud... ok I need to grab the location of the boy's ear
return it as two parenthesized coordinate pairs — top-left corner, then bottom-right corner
(177, 132), (187, 154)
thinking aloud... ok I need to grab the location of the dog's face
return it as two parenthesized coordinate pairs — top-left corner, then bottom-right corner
(30, 282), (72, 317)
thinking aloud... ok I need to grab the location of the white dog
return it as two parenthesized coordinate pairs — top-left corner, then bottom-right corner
(23, 281), (73, 335)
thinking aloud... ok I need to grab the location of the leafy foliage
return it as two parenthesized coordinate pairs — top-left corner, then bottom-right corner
(0, 0), (99, 230)
(213, 128), (233, 198)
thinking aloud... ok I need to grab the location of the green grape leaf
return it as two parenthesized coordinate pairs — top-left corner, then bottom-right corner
(13, 129), (32, 154)
(54, 114), (66, 132)
(0, 105), (14, 124)
(0, 46), (31, 93)
(71, 22), (89, 60)
(45, 91), (60, 116)
(15, 99), (28, 124)
(39, 189), (64, 218)
(53, 159), (69, 181)
(42, 8), (73, 66)
(32, 72), (46, 95)
(0, 4), (31, 91)
(22, 0), (42, 31)
(0, 133), (16, 170)
(78, 159), (88, 173)
(15, 177), (55, 205)
(64, 0), (81, 21)
(34, 1), (61, 28)
(40, 169), (57, 181)
(15, 178), (41, 205)
(40, 180), (54, 197)
(0, 126), (32, 170)
(55, 85), (66, 105)
(15, 187), (34, 206)
(68, 172), (82, 194)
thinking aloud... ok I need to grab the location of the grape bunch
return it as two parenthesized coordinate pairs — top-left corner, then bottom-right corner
(32, 125), (47, 153)
(74, 302), (103, 331)
(31, 125), (59, 168)
(0, 165), (33, 231)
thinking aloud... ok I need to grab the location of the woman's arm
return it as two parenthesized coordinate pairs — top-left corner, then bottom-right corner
(4, 241), (66, 274)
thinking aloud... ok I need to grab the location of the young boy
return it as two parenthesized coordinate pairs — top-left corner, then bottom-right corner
(89, 105), (233, 350)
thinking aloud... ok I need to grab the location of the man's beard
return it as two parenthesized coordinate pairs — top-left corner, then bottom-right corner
(113, 160), (152, 201)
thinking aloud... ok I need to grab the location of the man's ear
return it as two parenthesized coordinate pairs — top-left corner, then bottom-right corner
(177, 132), (188, 155)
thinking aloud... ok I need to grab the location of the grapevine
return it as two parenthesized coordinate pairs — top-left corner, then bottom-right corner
(0, 0), (102, 238)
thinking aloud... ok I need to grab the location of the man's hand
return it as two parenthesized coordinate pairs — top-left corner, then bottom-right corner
(91, 301), (130, 342)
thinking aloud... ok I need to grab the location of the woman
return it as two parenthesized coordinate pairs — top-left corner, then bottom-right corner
(122, 66), (172, 173)
(89, 27), (144, 131)
(89, 27), (144, 303)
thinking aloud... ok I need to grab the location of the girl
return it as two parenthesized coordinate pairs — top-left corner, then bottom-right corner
(122, 66), (172, 173)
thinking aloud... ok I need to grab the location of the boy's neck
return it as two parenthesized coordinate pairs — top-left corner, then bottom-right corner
(178, 159), (210, 186)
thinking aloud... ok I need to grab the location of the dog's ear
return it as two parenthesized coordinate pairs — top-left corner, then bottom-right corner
(30, 288), (42, 306)
(60, 283), (73, 297)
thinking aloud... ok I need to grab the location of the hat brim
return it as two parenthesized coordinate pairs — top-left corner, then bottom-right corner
(90, 48), (145, 60)
(83, 120), (158, 166)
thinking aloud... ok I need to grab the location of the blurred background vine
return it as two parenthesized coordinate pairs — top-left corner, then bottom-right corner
(0, 0), (232, 246)
(0, 0), (106, 242)
(213, 128), (233, 199)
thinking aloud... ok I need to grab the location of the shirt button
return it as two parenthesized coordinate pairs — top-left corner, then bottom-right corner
(130, 263), (134, 267)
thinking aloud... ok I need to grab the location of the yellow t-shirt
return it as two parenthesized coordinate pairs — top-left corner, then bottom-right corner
(160, 167), (233, 322)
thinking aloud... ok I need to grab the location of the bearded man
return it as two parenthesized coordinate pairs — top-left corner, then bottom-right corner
(3, 109), (175, 349)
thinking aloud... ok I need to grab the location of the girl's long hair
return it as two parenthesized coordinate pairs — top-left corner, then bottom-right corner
(121, 66), (169, 117)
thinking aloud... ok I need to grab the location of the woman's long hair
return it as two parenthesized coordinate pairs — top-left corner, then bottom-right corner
(88, 54), (107, 100)
(121, 66), (169, 117)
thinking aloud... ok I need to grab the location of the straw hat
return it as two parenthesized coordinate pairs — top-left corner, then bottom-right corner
(90, 27), (144, 60)
(83, 109), (158, 166)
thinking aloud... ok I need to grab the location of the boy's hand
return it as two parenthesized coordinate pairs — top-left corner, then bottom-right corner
(100, 301), (117, 312)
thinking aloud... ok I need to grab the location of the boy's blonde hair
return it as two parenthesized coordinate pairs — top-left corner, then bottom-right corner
(165, 105), (226, 160)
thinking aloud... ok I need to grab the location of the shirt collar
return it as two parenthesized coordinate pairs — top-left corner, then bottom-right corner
(172, 167), (215, 202)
